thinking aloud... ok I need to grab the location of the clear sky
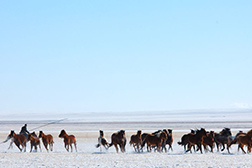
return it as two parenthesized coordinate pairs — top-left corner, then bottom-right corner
(0, 1), (252, 115)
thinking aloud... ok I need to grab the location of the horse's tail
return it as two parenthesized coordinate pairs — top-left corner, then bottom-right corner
(228, 139), (237, 147)
(177, 135), (186, 146)
(108, 143), (113, 148)
(177, 141), (183, 145)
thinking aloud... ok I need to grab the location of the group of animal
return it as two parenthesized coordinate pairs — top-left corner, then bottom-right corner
(4, 128), (252, 154)
(178, 128), (252, 154)
(96, 129), (173, 153)
(4, 129), (76, 152)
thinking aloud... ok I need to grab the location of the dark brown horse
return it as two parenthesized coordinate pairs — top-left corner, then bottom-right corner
(108, 130), (126, 153)
(228, 131), (246, 148)
(178, 129), (196, 152)
(202, 131), (215, 153)
(129, 130), (142, 152)
(162, 129), (173, 152)
(214, 128), (232, 153)
(185, 128), (207, 154)
(233, 129), (252, 154)
(39, 131), (54, 152)
(96, 130), (109, 151)
(140, 133), (149, 150)
(59, 130), (77, 152)
(5, 130), (26, 152)
(28, 133), (41, 152)
(145, 131), (167, 152)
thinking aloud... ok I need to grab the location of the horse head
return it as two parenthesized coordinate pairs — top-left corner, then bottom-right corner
(39, 131), (43, 138)
(137, 130), (142, 136)
(59, 130), (67, 138)
(120, 130), (125, 137)
(99, 130), (104, 137)
(160, 131), (167, 140)
(247, 129), (252, 138)
(200, 128), (207, 137)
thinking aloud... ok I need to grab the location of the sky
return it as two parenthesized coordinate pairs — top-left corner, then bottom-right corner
(0, 1), (252, 116)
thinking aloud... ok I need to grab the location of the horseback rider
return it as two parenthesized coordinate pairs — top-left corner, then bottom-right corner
(20, 124), (29, 139)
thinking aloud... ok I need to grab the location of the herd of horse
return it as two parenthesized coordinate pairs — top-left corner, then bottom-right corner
(3, 128), (252, 154)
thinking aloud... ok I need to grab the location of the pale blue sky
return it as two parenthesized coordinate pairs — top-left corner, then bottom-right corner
(1, 1), (252, 115)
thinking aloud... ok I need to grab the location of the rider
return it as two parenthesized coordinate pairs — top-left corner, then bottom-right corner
(20, 124), (29, 139)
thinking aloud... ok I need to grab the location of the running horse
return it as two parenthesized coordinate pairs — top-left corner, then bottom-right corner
(178, 129), (196, 152)
(214, 128), (232, 153)
(96, 130), (109, 151)
(144, 131), (167, 152)
(59, 130), (77, 152)
(27, 133), (41, 152)
(108, 130), (126, 153)
(4, 130), (27, 152)
(230, 129), (252, 154)
(39, 131), (54, 152)
(185, 128), (207, 154)
(129, 130), (142, 152)
(202, 131), (215, 153)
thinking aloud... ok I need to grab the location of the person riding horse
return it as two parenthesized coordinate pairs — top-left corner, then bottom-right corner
(19, 124), (29, 140)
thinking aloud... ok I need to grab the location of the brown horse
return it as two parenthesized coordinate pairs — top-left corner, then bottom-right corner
(5, 130), (26, 152)
(108, 130), (126, 153)
(162, 129), (173, 152)
(39, 131), (54, 152)
(27, 133), (41, 152)
(96, 130), (109, 151)
(178, 129), (196, 152)
(233, 129), (252, 154)
(229, 131), (246, 148)
(145, 131), (167, 152)
(185, 128), (207, 154)
(129, 130), (142, 152)
(202, 131), (215, 153)
(140, 133), (149, 150)
(59, 130), (77, 152)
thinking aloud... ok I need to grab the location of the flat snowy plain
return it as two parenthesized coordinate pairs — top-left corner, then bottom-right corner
(0, 110), (251, 168)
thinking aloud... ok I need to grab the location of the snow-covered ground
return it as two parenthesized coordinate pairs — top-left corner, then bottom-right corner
(0, 110), (251, 167)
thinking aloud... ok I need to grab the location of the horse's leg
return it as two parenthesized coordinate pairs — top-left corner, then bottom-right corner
(114, 144), (118, 153)
(203, 145), (207, 153)
(221, 143), (225, 151)
(197, 144), (203, 154)
(169, 144), (173, 151)
(23, 143), (26, 152)
(35, 145), (38, 152)
(119, 143), (125, 153)
(239, 144), (246, 154)
(132, 143), (136, 152)
(227, 144), (231, 154)
(17, 144), (22, 152)
(183, 144), (186, 151)
(30, 144), (33, 152)
(70, 144), (73, 152)
(186, 144), (191, 153)
(8, 139), (14, 150)
(65, 143), (69, 152)
(210, 145), (213, 153)
(51, 142), (53, 151)
(44, 142), (49, 152)
(215, 142), (219, 152)
(74, 142), (77, 152)
(137, 143), (140, 152)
